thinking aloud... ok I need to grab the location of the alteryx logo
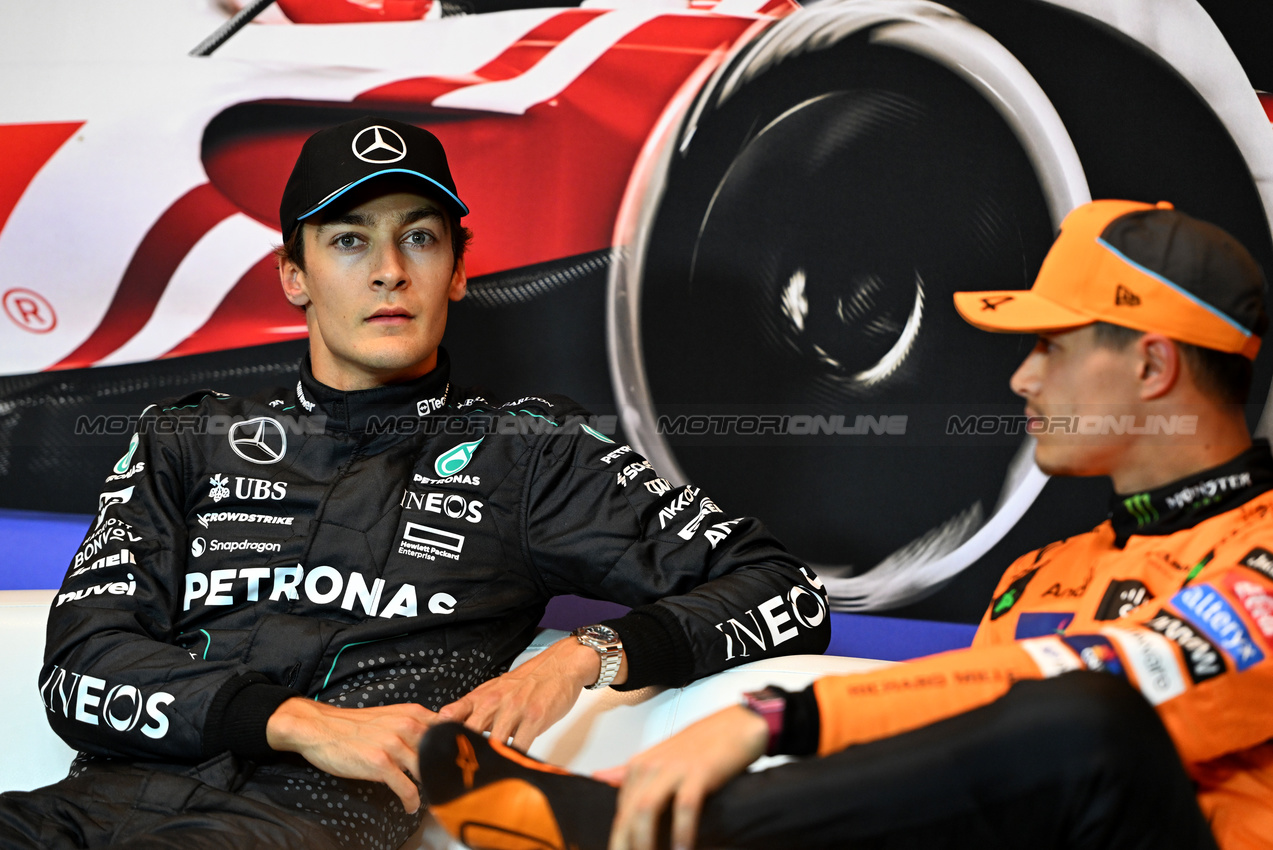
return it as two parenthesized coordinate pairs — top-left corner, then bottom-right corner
(1171, 584), (1266, 671)
(581, 423), (614, 444)
(435, 438), (483, 477)
(114, 434), (140, 475)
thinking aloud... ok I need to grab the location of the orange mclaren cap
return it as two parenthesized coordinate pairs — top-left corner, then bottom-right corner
(953, 200), (1268, 359)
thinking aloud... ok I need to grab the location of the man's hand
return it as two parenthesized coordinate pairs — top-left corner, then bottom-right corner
(266, 697), (439, 813)
(437, 636), (626, 751)
(594, 704), (767, 850)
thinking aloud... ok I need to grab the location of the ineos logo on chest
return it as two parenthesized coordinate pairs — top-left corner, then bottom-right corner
(400, 490), (483, 523)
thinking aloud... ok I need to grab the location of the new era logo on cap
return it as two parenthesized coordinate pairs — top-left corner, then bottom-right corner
(1114, 285), (1141, 306)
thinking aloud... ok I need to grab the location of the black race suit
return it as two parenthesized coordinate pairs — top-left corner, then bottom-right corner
(0, 350), (829, 849)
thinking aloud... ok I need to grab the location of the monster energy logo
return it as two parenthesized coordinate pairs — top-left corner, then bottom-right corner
(1123, 493), (1159, 527)
(435, 438), (483, 477)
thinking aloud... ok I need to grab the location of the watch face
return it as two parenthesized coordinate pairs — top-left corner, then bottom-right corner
(576, 624), (619, 645)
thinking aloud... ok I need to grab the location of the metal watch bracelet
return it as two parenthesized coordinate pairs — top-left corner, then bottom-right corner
(571, 624), (623, 689)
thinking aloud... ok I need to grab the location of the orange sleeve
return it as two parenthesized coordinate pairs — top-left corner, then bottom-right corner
(813, 641), (1051, 755)
(813, 543), (1080, 755)
(814, 549), (1273, 765)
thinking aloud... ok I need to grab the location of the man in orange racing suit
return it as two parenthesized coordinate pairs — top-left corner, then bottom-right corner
(414, 200), (1273, 850)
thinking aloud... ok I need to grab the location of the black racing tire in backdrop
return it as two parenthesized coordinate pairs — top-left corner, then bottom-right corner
(610, 0), (1273, 620)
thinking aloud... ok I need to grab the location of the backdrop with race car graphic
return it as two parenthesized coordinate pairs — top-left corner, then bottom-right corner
(3, 0), (1273, 626)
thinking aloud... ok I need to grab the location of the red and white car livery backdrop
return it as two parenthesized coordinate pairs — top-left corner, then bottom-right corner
(3, 0), (1272, 624)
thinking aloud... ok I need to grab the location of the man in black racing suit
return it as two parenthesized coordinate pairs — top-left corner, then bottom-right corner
(0, 116), (830, 850)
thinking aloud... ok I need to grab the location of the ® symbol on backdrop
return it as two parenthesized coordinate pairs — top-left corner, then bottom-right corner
(3, 288), (56, 333)
(228, 418), (287, 465)
(352, 126), (407, 164)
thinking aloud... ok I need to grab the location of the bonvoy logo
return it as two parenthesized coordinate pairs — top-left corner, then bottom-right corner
(73, 520), (142, 570)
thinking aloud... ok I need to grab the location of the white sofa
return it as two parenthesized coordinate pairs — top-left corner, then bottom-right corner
(0, 589), (885, 848)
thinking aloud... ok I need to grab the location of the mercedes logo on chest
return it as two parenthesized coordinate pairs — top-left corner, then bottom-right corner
(352, 125), (407, 164)
(228, 417), (287, 465)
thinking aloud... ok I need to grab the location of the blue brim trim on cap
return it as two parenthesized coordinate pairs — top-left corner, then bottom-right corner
(1097, 237), (1252, 336)
(297, 168), (470, 221)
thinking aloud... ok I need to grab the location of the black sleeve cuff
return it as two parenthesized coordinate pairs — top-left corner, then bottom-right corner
(203, 673), (301, 761)
(600, 603), (695, 690)
(775, 684), (821, 756)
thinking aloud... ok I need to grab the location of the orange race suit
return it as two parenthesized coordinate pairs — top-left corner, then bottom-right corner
(779, 441), (1273, 850)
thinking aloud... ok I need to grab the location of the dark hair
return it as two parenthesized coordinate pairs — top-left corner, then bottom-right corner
(274, 209), (472, 275)
(1090, 322), (1254, 405)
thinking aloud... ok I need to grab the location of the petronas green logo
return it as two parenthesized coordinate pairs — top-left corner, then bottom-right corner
(1123, 493), (1159, 527)
(580, 424), (614, 444)
(114, 434), (140, 475)
(435, 438), (483, 477)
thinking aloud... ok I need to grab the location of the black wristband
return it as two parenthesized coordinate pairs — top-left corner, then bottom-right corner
(203, 673), (301, 761)
(775, 684), (821, 756)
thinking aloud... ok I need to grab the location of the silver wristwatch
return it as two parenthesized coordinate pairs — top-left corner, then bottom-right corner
(572, 624), (623, 690)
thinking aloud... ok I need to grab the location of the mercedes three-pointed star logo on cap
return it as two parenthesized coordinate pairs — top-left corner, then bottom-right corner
(352, 125), (407, 164)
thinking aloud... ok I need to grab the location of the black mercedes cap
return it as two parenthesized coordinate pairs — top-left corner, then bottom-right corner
(279, 115), (469, 243)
